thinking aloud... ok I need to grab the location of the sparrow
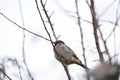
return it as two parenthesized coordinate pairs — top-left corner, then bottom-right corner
(53, 40), (89, 70)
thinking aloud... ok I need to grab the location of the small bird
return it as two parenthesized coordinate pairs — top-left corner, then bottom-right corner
(53, 40), (89, 70)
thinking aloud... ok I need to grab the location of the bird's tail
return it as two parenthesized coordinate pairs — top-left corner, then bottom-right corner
(77, 62), (90, 70)
(72, 57), (90, 70)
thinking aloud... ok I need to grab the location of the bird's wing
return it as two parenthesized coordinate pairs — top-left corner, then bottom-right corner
(65, 45), (79, 60)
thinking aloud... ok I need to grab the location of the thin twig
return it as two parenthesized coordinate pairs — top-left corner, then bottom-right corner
(113, 0), (120, 63)
(35, 0), (54, 46)
(62, 64), (71, 80)
(89, 0), (105, 63)
(0, 69), (13, 80)
(40, 0), (57, 40)
(98, 28), (111, 63)
(0, 58), (13, 80)
(18, 0), (33, 79)
(0, 12), (50, 42)
(75, 0), (90, 80)
(100, 19), (120, 27)
(49, 11), (55, 19)
(44, 0), (48, 6)
(15, 59), (22, 80)
(105, 25), (117, 41)
(105, 0), (120, 41)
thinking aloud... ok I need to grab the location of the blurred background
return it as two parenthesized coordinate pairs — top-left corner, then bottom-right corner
(0, 0), (120, 80)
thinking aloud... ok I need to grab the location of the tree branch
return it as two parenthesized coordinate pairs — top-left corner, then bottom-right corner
(18, 0), (34, 79)
(75, 0), (90, 80)
(89, 0), (105, 63)
(40, 0), (57, 40)
(62, 64), (71, 80)
(0, 12), (50, 42)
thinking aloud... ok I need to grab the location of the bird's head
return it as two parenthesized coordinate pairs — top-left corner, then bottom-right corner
(54, 40), (65, 46)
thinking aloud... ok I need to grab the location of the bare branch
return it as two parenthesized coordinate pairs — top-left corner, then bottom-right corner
(0, 12), (50, 41)
(35, 0), (54, 46)
(113, 0), (120, 62)
(100, 19), (120, 27)
(106, 0), (120, 41)
(15, 59), (23, 80)
(0, 58), (13, 80)
(44, 0), (48, 6)
(62, 64), (71, 80)
(98, 27), (111, 63)
(40, 0), (57, 40)
(0, 69), (13, 80)
(106, 26), (117, 41)
(18, 0), (34, 79)
(89, 0), (105, 63)
(75, 0), (90, 80)
(49, 11), (55, 19)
